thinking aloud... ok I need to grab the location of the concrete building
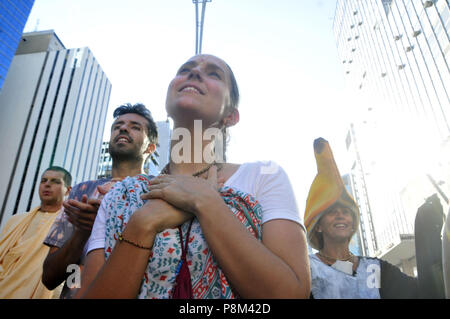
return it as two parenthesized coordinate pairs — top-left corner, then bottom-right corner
(344, 127), (379, 257)
(97, 120), (172, 178)
(334, 0), (449, 276)
(0, 0), (34, 90)
(0, 30), (111, 229)
(342, 173), (365, 257)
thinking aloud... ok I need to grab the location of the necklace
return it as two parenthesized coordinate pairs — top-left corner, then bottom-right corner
(159, 161), (222, 298)
(317, 251), (355, 264)
(160, 162), (223, 177)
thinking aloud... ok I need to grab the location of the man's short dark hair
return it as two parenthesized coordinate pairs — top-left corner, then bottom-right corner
(113, 103), (158, 144)
(44, 166), (72, 187)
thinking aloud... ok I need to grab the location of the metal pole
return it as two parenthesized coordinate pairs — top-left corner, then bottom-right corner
(198, 1), (207, 54)
(192, 0), (211, 55)
(195, 1), (199, 54)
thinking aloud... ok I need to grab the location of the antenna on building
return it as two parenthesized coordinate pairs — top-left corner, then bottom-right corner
(34, 19), (40, 32)
(192, 0), (212, 55)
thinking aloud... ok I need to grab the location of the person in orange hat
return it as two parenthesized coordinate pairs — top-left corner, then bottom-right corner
(304, 137), (419, 299)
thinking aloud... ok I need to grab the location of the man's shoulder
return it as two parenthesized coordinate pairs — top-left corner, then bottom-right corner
(74, 178), (111, 188)
(0, 211), (31, 236)
(70, 178), (111, 200)
(4, 211), (29, 226)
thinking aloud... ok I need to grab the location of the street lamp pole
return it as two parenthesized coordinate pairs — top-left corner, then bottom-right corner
(193, 0), (212, 55)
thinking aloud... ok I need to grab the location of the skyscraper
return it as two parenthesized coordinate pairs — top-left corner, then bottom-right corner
(334, 0), (449, 139)
(0, 30), (111, 229)
(0, 0), (35, 90)
(334, 0), (449, 273)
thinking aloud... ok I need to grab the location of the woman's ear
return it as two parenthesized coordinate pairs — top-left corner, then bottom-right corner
(222, 108), (239, 128)
(315, 221), (323, 233)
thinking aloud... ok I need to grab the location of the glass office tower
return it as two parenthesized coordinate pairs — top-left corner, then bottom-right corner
(0, 0), (35, 90)
(334, 0), (449, 273)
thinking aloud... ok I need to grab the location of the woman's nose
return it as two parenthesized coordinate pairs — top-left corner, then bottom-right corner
(188, 67), (202, 80)
(334, 208), (346, 218)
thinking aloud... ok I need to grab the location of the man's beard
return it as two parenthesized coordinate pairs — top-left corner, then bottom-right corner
(109, 144), (144, 162)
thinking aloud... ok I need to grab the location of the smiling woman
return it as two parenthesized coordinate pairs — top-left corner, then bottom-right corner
(304, 138), (419, 299)
(75, 54), (311, 299)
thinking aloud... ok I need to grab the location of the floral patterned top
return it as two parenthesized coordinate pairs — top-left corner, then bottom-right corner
(103, 174), (263, 299)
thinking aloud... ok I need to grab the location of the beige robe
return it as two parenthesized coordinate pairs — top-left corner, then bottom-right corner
(0, 206), (62, 298)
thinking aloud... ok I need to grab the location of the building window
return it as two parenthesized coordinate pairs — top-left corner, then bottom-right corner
(382, 0), (393, 16)
(423, 0), (436, 9)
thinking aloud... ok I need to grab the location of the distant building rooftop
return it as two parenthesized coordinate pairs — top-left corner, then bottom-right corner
(16, 30), (65, 55)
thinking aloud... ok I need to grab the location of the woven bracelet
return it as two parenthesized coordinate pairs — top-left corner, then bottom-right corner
(117, 232), (152, 250)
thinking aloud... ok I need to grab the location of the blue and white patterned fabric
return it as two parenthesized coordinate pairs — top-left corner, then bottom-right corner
(309, 253), (381, 299)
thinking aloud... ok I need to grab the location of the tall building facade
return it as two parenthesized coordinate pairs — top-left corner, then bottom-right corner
(0, 0), (35, 90)
(97, 120), (172, 178)
(0, 30), (111, 229)
(342, 173), (364, 256)
(334, 0), (449, 273)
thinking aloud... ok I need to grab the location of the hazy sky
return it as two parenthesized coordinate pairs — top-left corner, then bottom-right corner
(24, 0), (352, 213)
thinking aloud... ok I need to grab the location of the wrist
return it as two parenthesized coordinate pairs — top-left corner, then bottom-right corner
(124, 213), (158, 247)
(194, 191), (224, 218)
(72, 228), (92, 243)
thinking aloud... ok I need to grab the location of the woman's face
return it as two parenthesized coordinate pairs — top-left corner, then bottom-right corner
(165, 54), (232, 127)
(317, 204), (355, 244)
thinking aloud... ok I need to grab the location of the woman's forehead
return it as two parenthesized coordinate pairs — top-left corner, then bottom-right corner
(320, 203), (351, 216)
(186, 54), (228, 70)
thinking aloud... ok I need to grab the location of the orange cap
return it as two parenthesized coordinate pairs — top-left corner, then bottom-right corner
(304, 138), (360, 250)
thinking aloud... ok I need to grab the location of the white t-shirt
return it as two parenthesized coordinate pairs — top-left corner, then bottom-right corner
(87, 161), (304, 254)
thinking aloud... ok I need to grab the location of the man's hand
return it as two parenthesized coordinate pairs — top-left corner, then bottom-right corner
(64, 194), (100, 236)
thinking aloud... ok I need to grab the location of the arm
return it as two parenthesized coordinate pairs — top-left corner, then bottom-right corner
(42, 231), (90, 290)
(195, 196), (310, 298)
(146, 165), (311, 298)
(42, 195), (100, 290)
(76, 233), (153, 299)
(379, 258), (419, 299)
(77, 199), (192, 298)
